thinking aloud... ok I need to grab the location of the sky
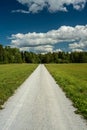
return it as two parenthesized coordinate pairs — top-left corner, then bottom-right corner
(0, 0), (87, 53)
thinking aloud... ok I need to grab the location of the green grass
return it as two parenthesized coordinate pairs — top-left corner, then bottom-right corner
(0, 64), (38, 108)
(45, 64), (87, 119)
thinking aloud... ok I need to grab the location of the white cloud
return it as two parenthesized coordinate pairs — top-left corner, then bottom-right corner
(54, 49), (63, 52)
(71, 49), (83, 52)
(10, 25), (87, 53)
(12, 9), (30, 14)
(69, 41), (87, 50)
(20, 45), (53, 53)
(31, 45), (53, 53)
(14, 0), (87, 13)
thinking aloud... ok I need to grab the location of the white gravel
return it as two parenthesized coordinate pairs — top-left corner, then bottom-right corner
(0, 64), (87, 130)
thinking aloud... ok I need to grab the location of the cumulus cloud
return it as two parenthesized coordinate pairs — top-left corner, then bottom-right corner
(14, 0), (87, 13)
(71, 49), (84, 52)
(10, 25), (87, 53)
(54, 49), (63, 52)
(19, 45), (53, 53)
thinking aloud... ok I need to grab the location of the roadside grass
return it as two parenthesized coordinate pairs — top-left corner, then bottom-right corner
(45, 64), (87, 119)
(0, 64), (38, 108)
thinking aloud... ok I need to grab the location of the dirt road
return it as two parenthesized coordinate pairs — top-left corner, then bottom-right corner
(0, 65), (87, 130)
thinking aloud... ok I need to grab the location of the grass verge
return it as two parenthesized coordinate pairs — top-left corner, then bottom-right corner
(0, 64), (38, 108)
(45, 64), (87, 119)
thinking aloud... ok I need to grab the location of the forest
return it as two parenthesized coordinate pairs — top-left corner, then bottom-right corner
(0, 44), (87, 64)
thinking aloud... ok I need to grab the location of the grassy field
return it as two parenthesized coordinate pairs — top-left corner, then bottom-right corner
(0, 64), (38, 108)
(45, 64), (87, 119)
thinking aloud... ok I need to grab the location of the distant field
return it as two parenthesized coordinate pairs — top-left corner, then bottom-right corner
(46, 64), (87, 119)
(0, 64), (38, 108)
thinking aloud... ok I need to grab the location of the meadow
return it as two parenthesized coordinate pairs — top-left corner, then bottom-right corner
(0, 64), (38, 108)
(45, 64), (87, 119)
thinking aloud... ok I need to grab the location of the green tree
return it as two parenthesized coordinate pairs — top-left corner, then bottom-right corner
(0, 44), (4, 63)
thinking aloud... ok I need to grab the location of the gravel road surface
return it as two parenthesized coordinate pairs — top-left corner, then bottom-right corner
(0, 64), (87, 130)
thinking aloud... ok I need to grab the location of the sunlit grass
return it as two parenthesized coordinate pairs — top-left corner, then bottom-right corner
(46, 64), (87, 119)
(0, 64), (38, 108)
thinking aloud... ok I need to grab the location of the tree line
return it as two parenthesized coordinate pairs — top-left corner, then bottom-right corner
(0, 44), (87, 64)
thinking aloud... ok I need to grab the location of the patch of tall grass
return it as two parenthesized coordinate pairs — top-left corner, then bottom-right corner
(0, 64), (38, 108)
(46, 64), (87, 119)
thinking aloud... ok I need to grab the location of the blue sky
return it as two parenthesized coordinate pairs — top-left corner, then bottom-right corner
(0, 0), (87, 53)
